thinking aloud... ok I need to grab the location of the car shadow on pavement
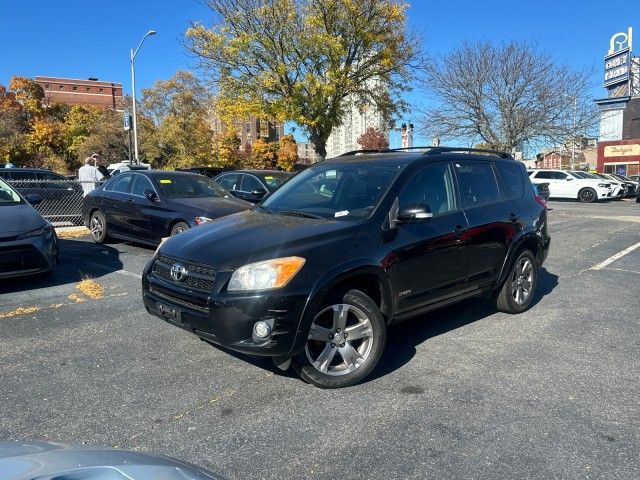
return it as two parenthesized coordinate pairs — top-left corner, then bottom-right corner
(0, 238), (124, 293)
(368, 267), (559, 383)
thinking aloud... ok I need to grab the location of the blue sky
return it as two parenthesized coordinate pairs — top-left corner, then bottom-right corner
(1, 0), (638, 146)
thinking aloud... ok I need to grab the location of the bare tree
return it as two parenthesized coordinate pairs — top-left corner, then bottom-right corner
(418, 41), (598, 152)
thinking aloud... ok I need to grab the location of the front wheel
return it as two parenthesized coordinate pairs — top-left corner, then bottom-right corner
(578, 188), (597, 203)
(89, 210), (109, 244)
(292, 289), (386, 388)
(496, 250), (538, 314)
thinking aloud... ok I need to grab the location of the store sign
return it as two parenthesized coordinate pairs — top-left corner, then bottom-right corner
(604, 144), (640, 157)
(604, 49), (630, 87)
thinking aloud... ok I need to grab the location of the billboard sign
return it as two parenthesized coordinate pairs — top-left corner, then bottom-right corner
(123, 111), (132, 131)
(604, 49), (630, 87)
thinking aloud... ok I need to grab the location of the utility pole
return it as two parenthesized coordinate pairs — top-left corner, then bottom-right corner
(130, 30), (156, 164)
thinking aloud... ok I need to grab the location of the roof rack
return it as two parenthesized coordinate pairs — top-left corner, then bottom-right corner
(338, 146), (513, 159)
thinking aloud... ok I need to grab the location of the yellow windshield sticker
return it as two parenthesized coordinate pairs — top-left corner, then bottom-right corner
(265, 176), (274, 180)
(159, 179), (172, 184)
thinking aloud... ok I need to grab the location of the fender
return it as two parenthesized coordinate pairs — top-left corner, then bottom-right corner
(495, 229), (545, 289)
(285, 259), (393, 358)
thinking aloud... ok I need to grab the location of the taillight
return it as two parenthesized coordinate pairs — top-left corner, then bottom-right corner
(535, 195), (547, 209)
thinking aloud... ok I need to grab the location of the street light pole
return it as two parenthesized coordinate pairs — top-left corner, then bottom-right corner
(571, 95), (577, 170)
(130, 29), (156, 164)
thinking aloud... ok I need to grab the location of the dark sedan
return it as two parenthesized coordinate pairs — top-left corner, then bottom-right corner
(214, 169), (293, 203)
(82, 171), (251, 246)
(0, 178), (59, 279)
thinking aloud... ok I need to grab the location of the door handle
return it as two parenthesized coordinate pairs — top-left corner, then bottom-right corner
(126, 198), (135, 203)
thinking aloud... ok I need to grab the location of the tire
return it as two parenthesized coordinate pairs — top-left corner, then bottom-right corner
(292, 289), (386, 388)
(170, 221), (189, 236)
(578, 187), (596, 203)
(496, 250), (538, 314)
(89, 210), (109, 244)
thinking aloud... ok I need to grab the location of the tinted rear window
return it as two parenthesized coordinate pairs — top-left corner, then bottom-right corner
(495, 162), (524, 199)
(455, 162), (501, 208)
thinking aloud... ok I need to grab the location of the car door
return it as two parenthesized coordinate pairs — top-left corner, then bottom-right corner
(238, 174), (268, 203)
(101, 173), (134, 234)
(387, 162), (470, 315)
(454, 160), (518, 289)
(126, 174), (167, 243)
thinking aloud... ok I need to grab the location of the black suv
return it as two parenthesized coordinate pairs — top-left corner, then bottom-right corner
(142, 147), (550, 388)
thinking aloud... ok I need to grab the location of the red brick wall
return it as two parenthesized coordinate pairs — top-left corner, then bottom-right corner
(35, 77), (123, 110)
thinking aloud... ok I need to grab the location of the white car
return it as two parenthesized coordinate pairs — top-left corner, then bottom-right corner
(107, 161), (151, 176)
(572, 172), (625, 198)
(528, 169), (612, 203)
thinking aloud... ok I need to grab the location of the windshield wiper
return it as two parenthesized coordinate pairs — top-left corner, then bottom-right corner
(276, 209), (325, 219)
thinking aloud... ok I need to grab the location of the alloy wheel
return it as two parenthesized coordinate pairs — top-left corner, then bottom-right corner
(90, 214), (103, 240)
(511, 257), (534, 305)
(305, 303), (374, 376)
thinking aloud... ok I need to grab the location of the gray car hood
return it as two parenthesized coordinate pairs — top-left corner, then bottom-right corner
(0, 441), (223, 479)
(0, 203), (46, 238)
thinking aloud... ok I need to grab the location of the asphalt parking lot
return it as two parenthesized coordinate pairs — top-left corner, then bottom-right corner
(1, 199), (639, 479)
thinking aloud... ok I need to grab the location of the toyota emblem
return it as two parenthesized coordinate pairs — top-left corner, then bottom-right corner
(170, 263), (187, 281)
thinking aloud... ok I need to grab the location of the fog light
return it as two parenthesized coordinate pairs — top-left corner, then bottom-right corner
(254, 321), (272, 338)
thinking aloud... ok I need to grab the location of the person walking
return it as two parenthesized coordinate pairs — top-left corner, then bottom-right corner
(78, 157), (104, 196)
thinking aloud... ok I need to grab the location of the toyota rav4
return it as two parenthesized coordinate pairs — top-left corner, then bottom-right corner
(142, 147), (550, 388)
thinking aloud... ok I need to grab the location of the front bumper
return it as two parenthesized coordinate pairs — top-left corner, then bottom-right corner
(142, 260), (310, 357)
(0, 231), (58, 279)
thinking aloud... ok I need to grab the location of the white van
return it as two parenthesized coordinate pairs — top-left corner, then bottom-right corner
(528, 169), (612, 203)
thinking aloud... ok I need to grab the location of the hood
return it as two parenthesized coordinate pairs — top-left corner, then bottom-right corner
(168, 196), (251, 218)
(0, 203), (46, 238)
(0, 441), (221, 479)
(159, 209), (358, 268)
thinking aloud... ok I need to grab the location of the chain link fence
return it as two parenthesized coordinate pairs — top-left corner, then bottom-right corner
(7, 179), (105, 237)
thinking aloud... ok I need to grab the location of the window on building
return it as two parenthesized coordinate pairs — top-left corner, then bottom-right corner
(99, 88), (104, 93)
(44, 84), (49, 89)
(86, 87), (91, 92)
(72, 86), (77, 91)
(58, 85), (64, 90)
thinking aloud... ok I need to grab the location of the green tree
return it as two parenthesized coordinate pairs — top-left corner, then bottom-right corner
(187, 0), (419, 159)
(141, 71), (215, 168)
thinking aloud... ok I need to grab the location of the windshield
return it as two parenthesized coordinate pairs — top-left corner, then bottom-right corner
(0, 178), (23, 205)
(260, 172), (291, 189)
(262, 160), (405, 219)
(154, 174), (229, 199)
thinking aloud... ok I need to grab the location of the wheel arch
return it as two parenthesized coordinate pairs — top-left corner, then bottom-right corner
(496, 233), (544, 289)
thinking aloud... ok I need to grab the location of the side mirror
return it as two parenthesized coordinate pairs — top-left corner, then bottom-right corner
(566, 177), (573, 181)
(25, 193), (43, 205)
(252, 188), (267, 197)
(144, 189), (159, 202)
(397, 205), (433, 223)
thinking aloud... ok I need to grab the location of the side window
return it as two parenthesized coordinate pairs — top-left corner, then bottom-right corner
(455, 161), (502, 208)
(111, 174), (133, 194)
(241, 175), (263, 192)
(37, 171), (72, 190)
(495, 162), (524, 199)
(6, 171), (37, 181)
(533, 171), (553, 179)
(130, 175), (154, 197)
(552, 172), (568, 180)
(398, 163), (456, 216)
(217, 174), (239, 191)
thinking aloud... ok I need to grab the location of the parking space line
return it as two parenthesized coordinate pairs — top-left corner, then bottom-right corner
(590, 242), (640, 271)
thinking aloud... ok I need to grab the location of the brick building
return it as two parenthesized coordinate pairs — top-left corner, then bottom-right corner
(209, 114), (285, 150)
(35, 76), (123, 110)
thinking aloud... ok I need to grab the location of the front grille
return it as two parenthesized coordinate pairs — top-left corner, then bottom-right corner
(152, 254), (216, 291)
(148, 285), (209, 312)
(0, 246), (45, 273)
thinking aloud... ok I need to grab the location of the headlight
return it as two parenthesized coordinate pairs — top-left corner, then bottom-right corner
(195, 216), (213, 225)
(16, 224), (51, 240)
(228, 256), (306, 291)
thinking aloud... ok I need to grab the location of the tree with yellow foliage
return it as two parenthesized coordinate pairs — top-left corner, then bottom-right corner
(277, 134), (298, 172)
(187, 0), (420, 160)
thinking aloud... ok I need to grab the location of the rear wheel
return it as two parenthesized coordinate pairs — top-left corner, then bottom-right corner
(578, 187), (596, 203)
(170, 221), (189, 236)
(293, 289), (386, 388)
(496, 250), (538, 314)
(89, 210), (108, 244)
